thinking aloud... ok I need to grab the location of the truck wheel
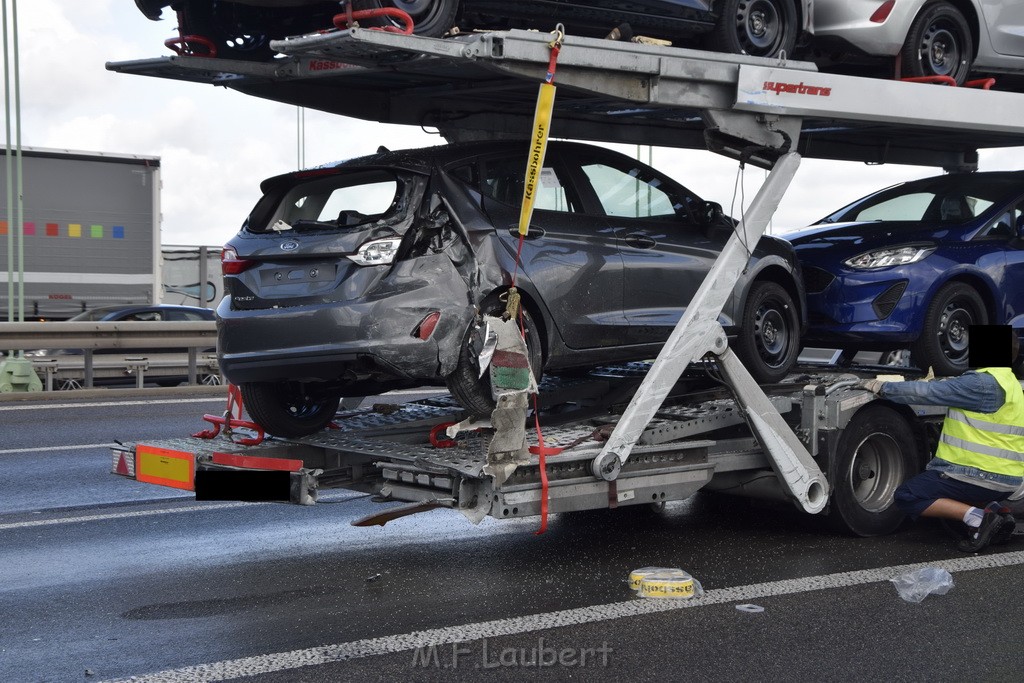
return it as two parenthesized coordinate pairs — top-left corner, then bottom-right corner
(911, 282), (987, 376)
(733, 280), (800, 383)
(446, 305), (543, 416)
(239, 381), (340, 437)
(351, 0), (460, 37)
(829, 405), (920, 536)
(708, 0), (798, 58)
(899, 1), (973, 85)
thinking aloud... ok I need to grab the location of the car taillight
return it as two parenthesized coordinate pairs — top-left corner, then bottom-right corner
(413, 311), (441, 340)
(870, 0), (895, 23)
(221, 247), (256, 275)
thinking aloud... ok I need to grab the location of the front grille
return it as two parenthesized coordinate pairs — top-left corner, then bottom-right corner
(872, 281), (908, 320)
(802, 266), (836, 294)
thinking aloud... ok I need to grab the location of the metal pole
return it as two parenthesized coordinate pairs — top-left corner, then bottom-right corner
(3, 0), (13, 331)
(12, 0), (22, 325)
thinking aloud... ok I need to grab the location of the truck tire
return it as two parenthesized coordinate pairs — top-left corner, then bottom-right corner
(240, 381), (340, 437)
(829, 404), (920, 536)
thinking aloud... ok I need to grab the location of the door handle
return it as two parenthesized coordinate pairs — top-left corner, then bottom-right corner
(624, 233), (657, 249)
(508, 226), (546, 239)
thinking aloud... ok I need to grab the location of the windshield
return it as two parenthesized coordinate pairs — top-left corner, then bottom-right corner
(252, 169), (406, 233)
(817, 175), (1022, 225)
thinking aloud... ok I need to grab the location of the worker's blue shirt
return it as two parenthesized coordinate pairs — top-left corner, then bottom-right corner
(880, 371), (1004, 413)
(881, 371), (1020, 491)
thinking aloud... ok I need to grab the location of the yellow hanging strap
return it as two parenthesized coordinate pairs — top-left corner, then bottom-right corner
(516, 25), (564, 238)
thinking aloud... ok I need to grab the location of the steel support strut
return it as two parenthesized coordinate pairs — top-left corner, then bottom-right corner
(590, 152), (829, 514)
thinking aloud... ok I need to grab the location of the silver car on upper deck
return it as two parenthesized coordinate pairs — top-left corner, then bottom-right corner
(808, 1), (1024, 85)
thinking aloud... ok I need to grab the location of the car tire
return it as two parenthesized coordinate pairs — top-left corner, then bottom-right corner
(239, 381), (341, 437)
(829, 405), (920, 536)
(351, 0), (460, 37)
(911, 282), (987, 376)
(446, 304), (543, 416)
(733, 280), (800, 383)
(707, 0), (798, 58)
(898, 1), (973, 85)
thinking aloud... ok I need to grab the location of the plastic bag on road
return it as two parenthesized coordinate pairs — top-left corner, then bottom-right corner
(890, 567), (954, 603)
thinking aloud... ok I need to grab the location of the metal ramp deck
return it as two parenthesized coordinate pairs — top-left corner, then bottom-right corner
(109, 28), (1024, 169)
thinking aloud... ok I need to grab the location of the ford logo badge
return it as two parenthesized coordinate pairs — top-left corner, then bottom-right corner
(280, 241), (299, 252)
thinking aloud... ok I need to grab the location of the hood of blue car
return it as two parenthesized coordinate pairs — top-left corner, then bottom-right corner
(785, 220), (959, 254)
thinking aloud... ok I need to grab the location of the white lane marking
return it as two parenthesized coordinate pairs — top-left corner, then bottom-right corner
(0, 502), (250, 530)
(102, 551), (1024, 683)
(0, 397), (226, 411)
(0, 491), (365, 531)
(0, 443), (111, 455)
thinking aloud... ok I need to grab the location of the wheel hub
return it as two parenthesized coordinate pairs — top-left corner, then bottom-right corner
(921, 25), (960, 76)
(750, 10), (766, 37)
(850, 433), (903, 513)
(735, 0), (782, 55)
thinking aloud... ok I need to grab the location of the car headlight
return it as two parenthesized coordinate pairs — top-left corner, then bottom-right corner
(346, 237), (402, 266)
(843, 246), (934, 270)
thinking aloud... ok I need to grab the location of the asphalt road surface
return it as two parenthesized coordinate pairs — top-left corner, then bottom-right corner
(2, 391), (1023, 682)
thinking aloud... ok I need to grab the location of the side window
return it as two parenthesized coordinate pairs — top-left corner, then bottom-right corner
(123, 311), (162, 321)
(855, 192), (933, 221)
(481, 157), (575, 213)
(169, 310), (209, 321)
(580, 161), (678, 219)
(978, 204), (1022, 238)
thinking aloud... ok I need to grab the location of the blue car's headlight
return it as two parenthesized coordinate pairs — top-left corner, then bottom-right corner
(843, 246), (935, 270)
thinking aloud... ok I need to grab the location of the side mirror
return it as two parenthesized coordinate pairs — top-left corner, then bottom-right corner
(703, 201), (725, 225)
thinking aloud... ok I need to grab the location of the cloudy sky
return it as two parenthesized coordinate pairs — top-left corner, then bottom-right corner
(8, 1), (1024, 246)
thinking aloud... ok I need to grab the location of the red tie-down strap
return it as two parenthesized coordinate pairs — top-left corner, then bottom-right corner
(192, 384), (266, 446)
(334, 5), (415, 34)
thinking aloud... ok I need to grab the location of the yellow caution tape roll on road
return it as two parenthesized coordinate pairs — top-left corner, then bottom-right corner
(631, 568), (704, 600)
(628, 567), (665, 592)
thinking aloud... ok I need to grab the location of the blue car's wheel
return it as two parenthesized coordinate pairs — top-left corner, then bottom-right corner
(911, 282), (987, 376)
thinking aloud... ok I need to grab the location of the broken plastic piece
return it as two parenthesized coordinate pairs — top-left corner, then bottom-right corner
(890, 567), (954, 603)
(736, 604), (765, 613)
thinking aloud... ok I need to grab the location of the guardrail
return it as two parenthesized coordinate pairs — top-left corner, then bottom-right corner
(0, 321), (220, 390)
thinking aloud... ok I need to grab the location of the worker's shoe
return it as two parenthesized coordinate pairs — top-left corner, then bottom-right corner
(984, 502), (1018, 545)
(958, 511), (1016, 553)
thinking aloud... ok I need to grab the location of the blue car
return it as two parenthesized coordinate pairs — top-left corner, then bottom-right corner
(786, 171), (1024, 376)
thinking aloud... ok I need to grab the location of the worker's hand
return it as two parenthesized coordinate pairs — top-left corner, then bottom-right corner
(857, 379), (885, 394)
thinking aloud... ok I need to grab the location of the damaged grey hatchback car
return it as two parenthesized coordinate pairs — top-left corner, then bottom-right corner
(218, 141), (805, 436)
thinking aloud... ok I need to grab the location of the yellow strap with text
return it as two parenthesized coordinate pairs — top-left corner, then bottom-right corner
(517, 81), (557, 236)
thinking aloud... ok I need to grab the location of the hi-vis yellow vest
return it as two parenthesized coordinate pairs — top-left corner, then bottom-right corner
(935, 368), (1024, 477)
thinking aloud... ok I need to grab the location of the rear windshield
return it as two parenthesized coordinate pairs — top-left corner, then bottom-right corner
(250, 169), (406, 233)
(818, 175), (1023, 225)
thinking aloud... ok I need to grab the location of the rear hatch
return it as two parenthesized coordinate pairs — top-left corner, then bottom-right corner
(223, 167), (428, 309)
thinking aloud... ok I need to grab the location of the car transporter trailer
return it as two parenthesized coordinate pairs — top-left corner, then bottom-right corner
(107, 26), (1024, 536)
